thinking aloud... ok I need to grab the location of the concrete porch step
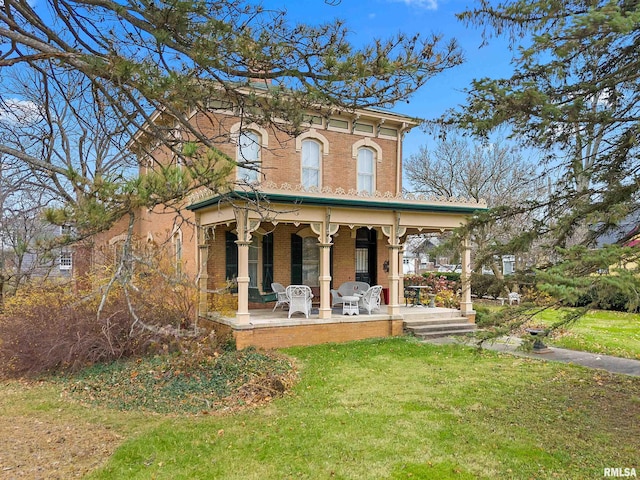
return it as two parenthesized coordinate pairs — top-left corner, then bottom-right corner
(402, 309), (463, 321)
(405, 321), (477, 339)
(403, 316), (470, 327)
(411, 328), (478, 339)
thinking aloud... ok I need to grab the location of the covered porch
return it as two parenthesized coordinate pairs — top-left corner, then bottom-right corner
(203, 304), (465, 349)
(189, 184), (485, 349)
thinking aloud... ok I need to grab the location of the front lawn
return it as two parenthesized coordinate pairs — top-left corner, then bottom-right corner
(531, 309), (640, 360)
(2, 337), (639, 479)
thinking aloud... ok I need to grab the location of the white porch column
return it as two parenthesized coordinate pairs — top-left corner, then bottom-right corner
(397, 244), (405, 305)
(318, 242), (333, 319)
(460, 234), (474, 319)
(234, 207), (258, 325)
(387, 243), (402, 316)
(235, 240), (251, 324)
(196, 223), (210, 323)
(381, 214), (405, 317)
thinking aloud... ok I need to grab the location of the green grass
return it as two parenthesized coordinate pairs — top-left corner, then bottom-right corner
(531, 309), (640, 360)
(3, 337), (639, 479)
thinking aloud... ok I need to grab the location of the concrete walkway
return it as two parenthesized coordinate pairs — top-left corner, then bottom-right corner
(426, 336), (640, 377)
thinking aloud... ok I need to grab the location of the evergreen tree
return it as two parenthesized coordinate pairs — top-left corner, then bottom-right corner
(448, 0), (640, 311)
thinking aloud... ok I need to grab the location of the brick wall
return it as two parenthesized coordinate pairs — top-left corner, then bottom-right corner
(189, 112), (401, 195)
(233, 319), (404, 350)
(206, 222), (398, 303)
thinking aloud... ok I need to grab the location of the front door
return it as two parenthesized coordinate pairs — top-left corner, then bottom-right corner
(355, 227), (376, 284)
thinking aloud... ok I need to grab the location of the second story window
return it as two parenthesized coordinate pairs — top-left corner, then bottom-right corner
(301, 139), (321, 190)
(357, 147), (375, 194)
(237, 130), (260, 183)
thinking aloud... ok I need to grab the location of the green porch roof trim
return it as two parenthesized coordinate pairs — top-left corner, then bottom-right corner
(187, 191), (486, 215)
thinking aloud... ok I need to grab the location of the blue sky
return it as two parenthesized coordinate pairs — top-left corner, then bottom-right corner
(263, 0), (514, 158)
(3, 0), (514, 161)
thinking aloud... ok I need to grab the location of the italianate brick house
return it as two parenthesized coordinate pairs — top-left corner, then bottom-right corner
(129, 98), (485, 349)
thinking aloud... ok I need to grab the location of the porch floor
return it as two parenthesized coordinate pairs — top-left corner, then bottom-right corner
(209, 304), (463, 330)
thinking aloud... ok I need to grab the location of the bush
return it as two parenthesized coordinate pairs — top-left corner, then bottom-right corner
(486, 278), (507, 299)
(569, 284), (635, 312)
(432, 272), (461, 283)
(470, 272), (493, 298)
(0, 254), (198, 377)
(473, 305), (494, 328)
(434, 289), (460, 309)
(0, 282), (146, 376)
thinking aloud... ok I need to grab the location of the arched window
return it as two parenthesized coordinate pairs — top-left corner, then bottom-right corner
(237, 130), (260, 183)
(357, 147), (375, 194)
(301, 139), (321, 189)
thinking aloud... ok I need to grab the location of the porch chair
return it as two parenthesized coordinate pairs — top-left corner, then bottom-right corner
(330, 281), (370, 306)
(508, 292), (521, 305)
(286, 285), (314, 318)
(248, 287), (278, 305)
(271, 282), (289, 311)
(358, 285), (383, 315)
(404, 287), (418, 306)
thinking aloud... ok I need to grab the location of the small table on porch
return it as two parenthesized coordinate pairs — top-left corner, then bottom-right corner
(342, 295), (360, 315)
(406, 286), (436, 307)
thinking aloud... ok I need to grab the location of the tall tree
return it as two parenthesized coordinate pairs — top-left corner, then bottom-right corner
(0, 0), (465, 250)
(405, 135), (543, 277)
(447, 0), (640, 309)
(0, 154), (59, 308)
(0, 0), (462, 212)
(0, 1), (463, 327)
(451, 0), (640, 247)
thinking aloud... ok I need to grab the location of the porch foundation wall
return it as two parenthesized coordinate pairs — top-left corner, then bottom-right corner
(232, 319), (404, 350)
(462, 311), (476, 323)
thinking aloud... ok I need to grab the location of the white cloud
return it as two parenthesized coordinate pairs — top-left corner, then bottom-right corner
(389, 0), (438, 10)
(0, 98), (41, 124)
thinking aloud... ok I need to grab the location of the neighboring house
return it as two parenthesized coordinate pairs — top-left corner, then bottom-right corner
(24, 224), (76, 279)
(402, 235), (439, 274)
(599, 215), (640, 273)
(0, 220), (74, 299)
(481, 255), (516, 276)
(110, 93), (486, 349)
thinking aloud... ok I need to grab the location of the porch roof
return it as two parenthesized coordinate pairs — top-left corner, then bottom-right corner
(187, 185), (487, 215)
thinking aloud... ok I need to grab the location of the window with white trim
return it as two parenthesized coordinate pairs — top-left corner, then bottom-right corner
(237, 130), (260, 182)
(301, 139), (321, 190)
(248, 236), (260, 288)
(357, 147), (375, 194)
(59, 251), (72, 271)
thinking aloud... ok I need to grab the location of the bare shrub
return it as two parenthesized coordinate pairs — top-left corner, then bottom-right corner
(0, 248), (198, 378)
